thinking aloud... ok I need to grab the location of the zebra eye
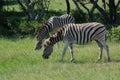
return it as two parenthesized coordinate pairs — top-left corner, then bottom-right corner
(43, 44), (47, 47)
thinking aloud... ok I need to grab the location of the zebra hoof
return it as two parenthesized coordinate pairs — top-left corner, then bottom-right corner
(70, 58), (75, 62)
(107, 58), (110, 62)
(96, 59), (101, 63)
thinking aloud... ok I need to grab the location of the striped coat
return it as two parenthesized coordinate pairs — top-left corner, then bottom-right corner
(35, 14), (75, 50)
(42, 22), (110, 62)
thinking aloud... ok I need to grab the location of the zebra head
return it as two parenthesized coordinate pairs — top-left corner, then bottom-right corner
(35, 40), (42, 50)
(42, 41), (53, 59)
(35, 24), (48, 50)
(35, 31), (43, 50)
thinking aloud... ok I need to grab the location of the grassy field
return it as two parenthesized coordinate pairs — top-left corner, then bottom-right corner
(3, 0), (103, 13)
(1, 1), (120, 80)
(0, 37), (120, 80)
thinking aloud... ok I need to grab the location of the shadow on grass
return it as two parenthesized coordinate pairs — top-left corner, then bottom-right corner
(0, 35), (34, 42)
(4, 11), (25, 17)
(4, 0), (18, 5)
(54, 59), (120, 64)
(110, 59), (120, 63)
(55, 59), (97, 64)
(72, 59), (120, 64)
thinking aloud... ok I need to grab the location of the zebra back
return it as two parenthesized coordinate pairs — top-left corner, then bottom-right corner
(62, 22), (106, 44)
(36, 14), (75, 38)
(44, 22), (106, 45)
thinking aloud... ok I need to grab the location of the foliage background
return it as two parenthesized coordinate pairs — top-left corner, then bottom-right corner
(0, 0), (120, 41)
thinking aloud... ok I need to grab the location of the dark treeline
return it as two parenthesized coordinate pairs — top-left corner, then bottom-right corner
(0, 0), (120, 38)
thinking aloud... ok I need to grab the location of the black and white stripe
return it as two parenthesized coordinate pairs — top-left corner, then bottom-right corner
(35, 14), (75, 50)
(42, 22), (110, 62)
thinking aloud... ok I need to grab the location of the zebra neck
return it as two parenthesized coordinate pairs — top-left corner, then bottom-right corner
(49, 32), (63, 45)
(40, 23), (53, 38)
(40, 28), (48, 39)
(44, 22), (53, 33)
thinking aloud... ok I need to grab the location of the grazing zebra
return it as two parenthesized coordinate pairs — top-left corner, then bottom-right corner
(35, 14), (75, 50)
(42, 22), (110, 62)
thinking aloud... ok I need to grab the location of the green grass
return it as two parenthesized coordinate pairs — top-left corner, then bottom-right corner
(0, 37), (120, 80)
(3, 0), (76, 12)
(49, 0), (76, 11)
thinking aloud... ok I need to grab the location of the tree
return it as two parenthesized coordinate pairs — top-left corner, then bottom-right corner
(17, 0), (50, 21)
(71, 0), (120, 24)
(0, 0), (13, 35)
(72, 0), (85, 18)
(108, 0), (120, 23)
(0, 0), (4, 23)
(65, 0), (70, 14)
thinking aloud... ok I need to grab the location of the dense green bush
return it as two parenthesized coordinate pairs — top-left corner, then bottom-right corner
(111, 26), (120, 41)
(0, 16), (20, 36)
(71, 9), (87, 23)
(107, 26), (120, 41)
(18, 20), (38, 35)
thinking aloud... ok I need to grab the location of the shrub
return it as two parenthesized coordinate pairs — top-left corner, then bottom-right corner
(19, 20), (36, 35)
(112, 26), (120, 41)
(107, 26), (120, 42)
(71, 9), (87, 23)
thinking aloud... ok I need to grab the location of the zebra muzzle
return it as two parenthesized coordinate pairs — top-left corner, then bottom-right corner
(42, 55), (49, 59)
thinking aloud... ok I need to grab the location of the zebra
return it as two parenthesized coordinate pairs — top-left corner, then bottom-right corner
(42, 22), (110, 62)
(35, 14), (75, 50)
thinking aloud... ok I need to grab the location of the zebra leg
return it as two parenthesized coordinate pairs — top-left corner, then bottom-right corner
(60, 42), (69, 61)
(97, 40), (110, 62)
(68, 43), (74, 62)
(95, 40), (103, 62)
